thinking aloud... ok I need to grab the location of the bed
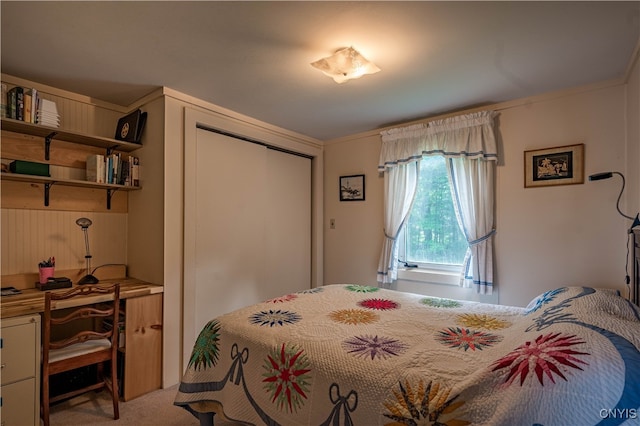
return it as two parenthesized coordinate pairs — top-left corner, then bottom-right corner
(174, 284), (640, 425)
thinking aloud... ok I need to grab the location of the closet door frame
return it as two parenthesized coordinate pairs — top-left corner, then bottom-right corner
(182, 108), (323, 370)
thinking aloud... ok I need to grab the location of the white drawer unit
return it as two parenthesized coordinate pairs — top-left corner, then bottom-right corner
(0, 314), (41, 426)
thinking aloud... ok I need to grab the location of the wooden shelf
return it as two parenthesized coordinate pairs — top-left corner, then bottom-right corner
(1, 117), (142, 154)
(2, 173), (140, 209)
(2, 172), (141, 191)
(1, 118), (142, 209)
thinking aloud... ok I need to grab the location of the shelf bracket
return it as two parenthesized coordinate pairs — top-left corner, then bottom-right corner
(106, 188), (119, 210)
(44, 182), (55, 206)
(44, 132), (58, 161)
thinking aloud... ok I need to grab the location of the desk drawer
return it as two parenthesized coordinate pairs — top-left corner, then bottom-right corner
(0, 378), (38, 426)
(0, 315), (39, 386)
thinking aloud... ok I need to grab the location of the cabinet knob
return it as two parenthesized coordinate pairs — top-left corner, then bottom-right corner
(0, 363), (5, 369)
(150, 324), (162, 330)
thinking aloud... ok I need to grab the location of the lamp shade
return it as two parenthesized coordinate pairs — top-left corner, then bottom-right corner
(588, 172), (613, 181)
(76, 217), (92, 228)
(311, 47), (380, 84)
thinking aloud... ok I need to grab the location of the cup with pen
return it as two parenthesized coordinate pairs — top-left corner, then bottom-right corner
(38, 256), (55, 284)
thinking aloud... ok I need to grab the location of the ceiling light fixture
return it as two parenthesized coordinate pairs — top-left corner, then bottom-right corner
(311, 46), (380, 84)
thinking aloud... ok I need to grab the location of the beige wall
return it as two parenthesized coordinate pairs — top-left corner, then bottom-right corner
(323, 134), (384, 288)
(324, 80), (636, 307)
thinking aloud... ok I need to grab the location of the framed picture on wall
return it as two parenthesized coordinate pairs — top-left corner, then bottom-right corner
(340, 174), (365, 201)
(524, 143), (584, 188)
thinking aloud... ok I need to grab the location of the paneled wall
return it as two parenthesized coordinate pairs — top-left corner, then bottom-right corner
(1, 209), (127, 275)
(1, 74), (130, 278)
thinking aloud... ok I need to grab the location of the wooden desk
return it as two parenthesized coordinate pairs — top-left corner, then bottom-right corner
(0, 278), (162, 319)
(0, 277), (163, 422)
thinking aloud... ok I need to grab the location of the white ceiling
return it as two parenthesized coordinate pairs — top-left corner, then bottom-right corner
(2, 1), (639, 141)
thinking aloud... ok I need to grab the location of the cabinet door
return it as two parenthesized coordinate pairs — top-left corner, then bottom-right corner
(1, 316), (38, 386)
(0, 379), (38, 426)
(123, 294), (162, 401)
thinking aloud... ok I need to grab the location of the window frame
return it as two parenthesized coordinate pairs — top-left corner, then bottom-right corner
(396, 156), (465, 286)
(397, 227), (462, 285)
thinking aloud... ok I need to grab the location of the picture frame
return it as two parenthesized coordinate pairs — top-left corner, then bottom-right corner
(340, 174), (365, 201)
(524, 143), (584, 188)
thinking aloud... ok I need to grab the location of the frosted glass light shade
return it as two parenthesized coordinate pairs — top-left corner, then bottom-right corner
(311, 47), (380, 83)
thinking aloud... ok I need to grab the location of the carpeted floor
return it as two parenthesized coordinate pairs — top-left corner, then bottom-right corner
(49, 384), (237, 426)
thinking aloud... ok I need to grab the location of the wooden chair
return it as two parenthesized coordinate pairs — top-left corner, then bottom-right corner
(41, 283), (121, 426)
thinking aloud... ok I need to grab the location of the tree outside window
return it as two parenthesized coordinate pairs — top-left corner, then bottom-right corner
(403, 156), (467, 267)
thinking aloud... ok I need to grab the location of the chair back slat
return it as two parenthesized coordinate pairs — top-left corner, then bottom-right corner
(49, 330), (113, 350)
(51, 306), (115, 326)
(48, 284), (119, 301)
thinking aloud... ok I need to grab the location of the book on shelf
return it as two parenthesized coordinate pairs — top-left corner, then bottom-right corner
(23, 89), (32, 123)
(9, 160), (50, 177)
(3, 85), (57, 126)
(31, 89), (38, 121)
(7, 86), (23, 120)
(106, 155), (113, 184)
(1, 83), (7, 118)
(86, 154), (105, 183)
(27, 88), (38, 123)
(115, 109), (146, 144)
(85, 153), (139, 186)
(131, 155), (140, 187)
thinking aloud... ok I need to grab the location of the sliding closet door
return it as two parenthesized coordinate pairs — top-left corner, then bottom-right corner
(264, 149), (311, 293)
(192, 128), (311, 331)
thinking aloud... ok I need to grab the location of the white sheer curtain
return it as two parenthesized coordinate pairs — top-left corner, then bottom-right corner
(377, 110), (498, 293)
(448, 157), (495, 294)
(376, 161), (419, 286)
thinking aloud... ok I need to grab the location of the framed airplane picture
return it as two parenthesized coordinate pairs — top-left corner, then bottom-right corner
(340, 174), (365, 201)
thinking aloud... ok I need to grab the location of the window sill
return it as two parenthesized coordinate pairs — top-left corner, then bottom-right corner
(397, 267), (461, 286)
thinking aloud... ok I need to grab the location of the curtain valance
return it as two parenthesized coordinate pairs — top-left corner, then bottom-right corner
(378, 110), (498, 172)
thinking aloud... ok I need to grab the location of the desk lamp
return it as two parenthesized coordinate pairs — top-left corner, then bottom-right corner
(589, 172), (640, 230)
(589, 171), (640, 291)
(76, 217), (99, 284)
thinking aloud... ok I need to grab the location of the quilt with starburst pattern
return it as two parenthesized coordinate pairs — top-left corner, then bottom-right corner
(174, 284), (640, 425)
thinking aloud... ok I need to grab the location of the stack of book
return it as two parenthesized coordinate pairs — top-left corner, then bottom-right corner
(86, 153), (140, 186)
(3, 84), (61, 127)
(36, 98), (60, 127)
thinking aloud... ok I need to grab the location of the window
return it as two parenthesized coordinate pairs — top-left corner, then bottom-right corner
(399, 156), (467, 273)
